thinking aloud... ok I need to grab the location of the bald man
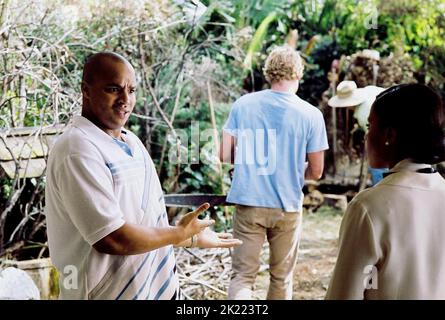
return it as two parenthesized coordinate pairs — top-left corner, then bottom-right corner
(45, 52), (241, 300)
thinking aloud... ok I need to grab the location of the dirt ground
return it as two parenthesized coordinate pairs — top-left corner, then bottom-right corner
(252, 207), (343, 300)
(179, 206), (343, 300)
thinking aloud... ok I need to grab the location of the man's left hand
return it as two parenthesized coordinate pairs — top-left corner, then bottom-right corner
(196, 227), (242, 249)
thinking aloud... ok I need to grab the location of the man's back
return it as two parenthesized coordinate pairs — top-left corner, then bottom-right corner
(224, 89), (328, 212)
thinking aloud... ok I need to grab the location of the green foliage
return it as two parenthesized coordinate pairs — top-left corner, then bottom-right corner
(243, 11), (277, 70)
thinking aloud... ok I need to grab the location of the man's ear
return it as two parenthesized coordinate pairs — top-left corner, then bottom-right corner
(81, 81), (90, 99)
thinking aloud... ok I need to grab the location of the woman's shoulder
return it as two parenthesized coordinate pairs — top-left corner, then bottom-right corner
(346, 185), (395, 219)
(350, 187), (381, 206)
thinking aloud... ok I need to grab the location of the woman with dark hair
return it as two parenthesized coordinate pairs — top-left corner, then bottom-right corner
(326, 83), (445, 299)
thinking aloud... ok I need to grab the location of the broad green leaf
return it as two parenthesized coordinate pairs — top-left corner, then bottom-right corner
(243, 11), (277, 71)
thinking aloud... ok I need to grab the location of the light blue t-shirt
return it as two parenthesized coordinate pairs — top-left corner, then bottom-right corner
(223, 89), (329, 212)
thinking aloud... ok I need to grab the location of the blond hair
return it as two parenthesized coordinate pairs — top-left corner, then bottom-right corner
(263, 46), (304, 84)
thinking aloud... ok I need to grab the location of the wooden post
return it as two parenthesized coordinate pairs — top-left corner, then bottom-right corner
(330, 69), (338, 175)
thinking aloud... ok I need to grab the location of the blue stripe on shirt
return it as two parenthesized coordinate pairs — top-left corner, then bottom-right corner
(151, 269), (175, 300)
(132, 246), (174, 300)
(115, 252), (152, 300)
(115, 211), (167, 300)
(147, 247), (175, 295)
(106, 160), (145, 174)
(112, 138), (133, 157)
(106, 158), (144, 168)
(157, 212), (167, 225)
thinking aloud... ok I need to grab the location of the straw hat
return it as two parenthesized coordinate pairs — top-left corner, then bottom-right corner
(361, 49), (380, 61)
(354, 85), (386, 130)
(328, 81), (366, 108)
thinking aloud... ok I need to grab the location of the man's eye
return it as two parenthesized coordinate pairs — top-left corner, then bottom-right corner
(130, 89), (136, 94)
(107, 87), (119, 93)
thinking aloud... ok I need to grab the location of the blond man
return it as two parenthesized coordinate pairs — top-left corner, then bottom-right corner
(220, 46), (329, 299)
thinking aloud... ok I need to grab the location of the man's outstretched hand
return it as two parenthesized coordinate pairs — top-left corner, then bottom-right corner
(196, 227), (243, 248)
(176, 202), (242, 249)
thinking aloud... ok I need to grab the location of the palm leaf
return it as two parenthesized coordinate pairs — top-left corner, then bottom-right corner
(243, 11), (277, 70)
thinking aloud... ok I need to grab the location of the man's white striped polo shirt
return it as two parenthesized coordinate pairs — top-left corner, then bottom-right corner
(45, 115), (179, 299)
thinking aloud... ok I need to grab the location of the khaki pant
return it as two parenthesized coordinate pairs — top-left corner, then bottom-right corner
(228, 205), (302, 300)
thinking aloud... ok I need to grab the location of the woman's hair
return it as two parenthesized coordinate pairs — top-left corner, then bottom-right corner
(372, 83), (445, 164)
(263, 46), (304, 84)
